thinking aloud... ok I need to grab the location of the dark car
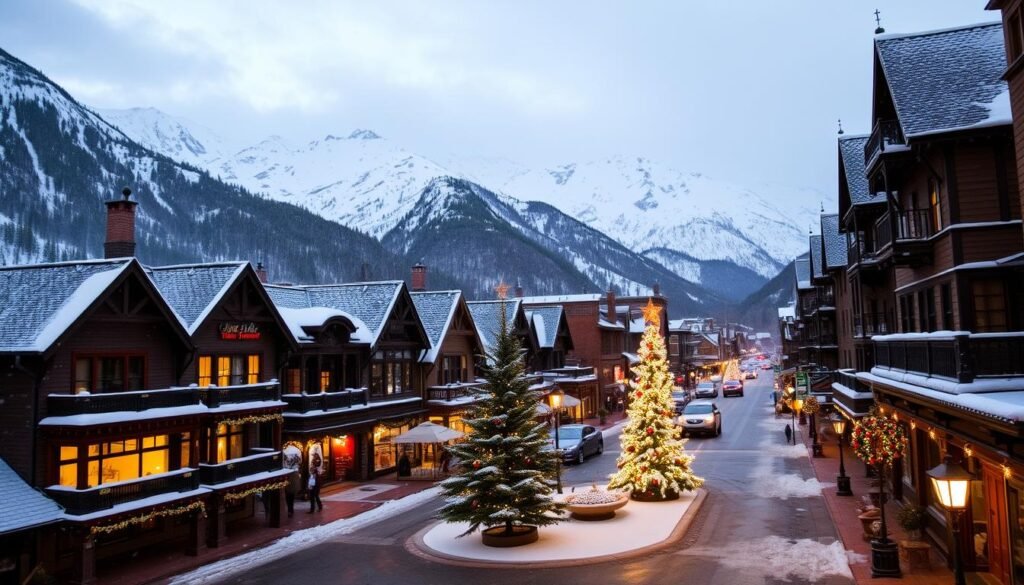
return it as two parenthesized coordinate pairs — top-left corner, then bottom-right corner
(671, 390), (691, 414)
(722, 379), (744, 397)
(694, 381), (719, 399)
(549, 424), (603, 464)
(679, 401), (722, 437)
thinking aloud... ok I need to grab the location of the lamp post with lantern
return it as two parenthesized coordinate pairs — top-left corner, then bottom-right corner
(831, 414), (853, 496)
(927, 455), (972, 585)
(548, 388), (564, 494)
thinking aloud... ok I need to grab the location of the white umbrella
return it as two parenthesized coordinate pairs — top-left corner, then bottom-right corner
(393, 421), (464, 444)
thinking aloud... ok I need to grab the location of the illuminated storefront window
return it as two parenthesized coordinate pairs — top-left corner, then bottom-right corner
(373, 422), (412, 470)
(56, 435), (173, 488)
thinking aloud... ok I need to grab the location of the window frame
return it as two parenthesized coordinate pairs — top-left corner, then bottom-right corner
(199, 353), (263, 387)
(71, 352), (148, 394)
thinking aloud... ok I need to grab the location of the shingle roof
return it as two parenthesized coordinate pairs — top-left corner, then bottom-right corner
(794, 254), (812, 290)
(0, 457), (62, 535)
(525, 305), (564, 349)
(147, 262), (247, 333)
(838, 135), (880, 206)
(876, 23), (1009, 138)
(809, 235), (825, 279)
(820, 214), (848, 269)
(467, 299), (522, 354)
(265, 281), (404, 347)
(0, 259), (132, 352)
(411, 290), (461, 363)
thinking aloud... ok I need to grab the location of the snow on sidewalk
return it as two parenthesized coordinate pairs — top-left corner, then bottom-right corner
(169, 487), (442, 584)
(683, 535), (854, 581)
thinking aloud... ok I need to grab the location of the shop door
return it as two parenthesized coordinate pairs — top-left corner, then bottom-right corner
(985, 465), (1011, 585)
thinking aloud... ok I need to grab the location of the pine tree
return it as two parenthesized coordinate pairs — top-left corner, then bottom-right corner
(439, 293), (564, 540)
(608, 300), (704, 500)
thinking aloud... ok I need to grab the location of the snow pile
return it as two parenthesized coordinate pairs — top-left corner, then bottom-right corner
(689, 536), (853, 581)
(758, 473), (833, 499)
(169, 487), (441, 584)
(564, 488), (626, 505)
(761, 443), (811, 459)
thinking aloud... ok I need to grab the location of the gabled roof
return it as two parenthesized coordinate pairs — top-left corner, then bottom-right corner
(265, 281), (405, 347)
(820, 214), (848, 269)
(0, 457), (62, 535)
(809, 235), (825, 279)
(794, 253), (812, 290)
(876, 22), (1009, 138)
(0, 258), (190, 354)
(525, 305), (569, 349)
(467, 299), (523, 355)
(147, 262), (247, 333)
(411, 290), (470, 363)
(838, 135), (881, 207)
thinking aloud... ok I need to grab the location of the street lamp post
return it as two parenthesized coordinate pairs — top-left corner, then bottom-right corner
(548, 389), (564, 494)
(831, 415), (852, 496)
(927, 454), (973, 585)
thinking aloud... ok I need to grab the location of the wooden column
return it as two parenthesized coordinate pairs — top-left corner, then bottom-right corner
(207, 496), (228, 548)
(268, 487), (284, 528)
(70, 530), (97, 585)
(186, 508), (207, 556)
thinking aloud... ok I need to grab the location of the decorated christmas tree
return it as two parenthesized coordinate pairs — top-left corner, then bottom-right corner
(439, 284), (564, 546)
(608, 299), (704, 501)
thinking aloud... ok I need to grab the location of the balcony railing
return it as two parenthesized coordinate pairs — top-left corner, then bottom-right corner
(47, 468), (200, 515)
(874, 333), (1024, 383)
(201, 382), (280, 408)
(854, 312), (892, 338)
(427, 385), (482, 402)
(864, 119), (906, 168)
(47, 387), (201, 417)
(835, 369), (872, 394)
(281, 388), (369, 414)
(895, 209), (934, 241)
(199, 449), (283, 485)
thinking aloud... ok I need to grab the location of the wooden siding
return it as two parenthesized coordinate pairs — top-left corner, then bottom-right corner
(955, 142), (1010, 223)
(961, 224), (1024, 262)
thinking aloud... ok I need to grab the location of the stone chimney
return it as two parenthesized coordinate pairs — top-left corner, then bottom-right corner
(104, 187), (138, 258)
(411, 263), (427, 292)
(652, 282), (661, 296)
(255, 261), (268, 283)
(606, 284), (617, 325)
(514, 279), (524, 298)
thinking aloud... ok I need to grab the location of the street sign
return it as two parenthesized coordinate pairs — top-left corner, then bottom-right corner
(795, 371), (809, 394)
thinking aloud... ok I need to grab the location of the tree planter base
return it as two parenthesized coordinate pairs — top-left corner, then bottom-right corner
(631, 489), (679, 502)
(481, 525), (539, 548)
(870, 539), (902, 578)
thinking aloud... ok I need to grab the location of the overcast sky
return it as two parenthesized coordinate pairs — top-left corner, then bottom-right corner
(0, 1), (993, 204)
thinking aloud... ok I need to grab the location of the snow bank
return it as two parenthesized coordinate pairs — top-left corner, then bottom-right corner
(757, 474), (833, 499)
(169, 487), (442, 584)
(688, 536), (853, 581)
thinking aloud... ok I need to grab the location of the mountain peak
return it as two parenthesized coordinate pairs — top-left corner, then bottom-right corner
(347, 129), (381, 140)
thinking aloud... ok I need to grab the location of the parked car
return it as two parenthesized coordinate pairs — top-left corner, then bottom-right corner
(671, 390), (691, 414)
(694, 381), (719, 399)
(722, 379), (744, 397)
(549, 424), (603, 464)
(744, 370), (758, 380)
(679, 401), (722, 437)
(760, 363), (772, 370)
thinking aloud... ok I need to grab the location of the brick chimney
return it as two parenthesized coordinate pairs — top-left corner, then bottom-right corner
(652, 282), (661, 296)
(606, 284), (617, 325)
(411, 263), (427, 292)
(255, 261), (268, 283)
(104, 187), (138, 258)
(514, 279), (524, 298)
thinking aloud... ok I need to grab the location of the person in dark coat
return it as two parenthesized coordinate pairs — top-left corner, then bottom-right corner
(307, 454), (324, 513)
(397, 450), (412, 478)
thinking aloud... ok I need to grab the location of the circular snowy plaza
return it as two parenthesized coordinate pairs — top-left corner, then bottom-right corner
(411, 487), (706, 566)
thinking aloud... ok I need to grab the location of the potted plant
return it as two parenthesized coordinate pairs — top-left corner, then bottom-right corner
(897, 505), (925, 541)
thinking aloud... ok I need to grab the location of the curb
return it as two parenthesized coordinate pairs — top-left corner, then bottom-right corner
(405, 488), (708, 569)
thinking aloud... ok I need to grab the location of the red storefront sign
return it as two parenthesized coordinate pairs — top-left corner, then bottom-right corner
(219, 322), (261, 341)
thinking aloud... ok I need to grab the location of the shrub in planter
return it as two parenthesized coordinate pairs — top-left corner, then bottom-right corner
(897, 505), (925, 540)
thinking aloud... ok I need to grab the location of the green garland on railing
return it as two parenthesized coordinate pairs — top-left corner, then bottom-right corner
(89, 501), (206, 536)
(218, 413), (283, 426)
(223, 480), (289, 502)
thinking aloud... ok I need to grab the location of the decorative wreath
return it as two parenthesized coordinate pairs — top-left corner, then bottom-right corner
(850, 409), (907, 467)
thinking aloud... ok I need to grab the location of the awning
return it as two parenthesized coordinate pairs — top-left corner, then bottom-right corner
(393, 421), (464, 444)
(622, 352), (640, 365)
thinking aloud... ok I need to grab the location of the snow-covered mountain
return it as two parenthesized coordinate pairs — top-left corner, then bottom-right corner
(98, 106), (823, 300)
(95, 106), (229, 170)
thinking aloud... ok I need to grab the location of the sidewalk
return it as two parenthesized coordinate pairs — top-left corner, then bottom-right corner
(798, 422), (953, 585)
(100, 476), (436, 585)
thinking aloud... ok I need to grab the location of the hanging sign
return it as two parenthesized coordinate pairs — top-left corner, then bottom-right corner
(219, 322), (261, 341)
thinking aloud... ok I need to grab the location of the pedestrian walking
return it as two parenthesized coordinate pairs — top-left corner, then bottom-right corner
(307, 454), (324, 513)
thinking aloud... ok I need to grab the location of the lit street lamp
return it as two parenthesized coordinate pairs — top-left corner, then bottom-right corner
(830, 415), (852, 496)
(548, 388), (564, 494)
(928, 455), (973, 585)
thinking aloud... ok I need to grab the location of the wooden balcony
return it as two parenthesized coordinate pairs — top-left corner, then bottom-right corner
(47, 387), (200, 417)
(281, 388), (369, 414)
(874, 333), (1024, 383)
(427, 384), (483, 402)
(891, 209), (934, 265)
(854, 312), (893, 338)
(864, 119), (907, 170)
(47, 468), (200, 516)
(200, 382), (280, 408)
(199, 449), (283, 485)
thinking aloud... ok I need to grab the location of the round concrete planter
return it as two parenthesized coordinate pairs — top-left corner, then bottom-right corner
(481, 525), (539, 547)
(566, 493), (629, 521)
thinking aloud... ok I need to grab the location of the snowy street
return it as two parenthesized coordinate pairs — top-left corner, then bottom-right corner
(210, 374), (855, 585)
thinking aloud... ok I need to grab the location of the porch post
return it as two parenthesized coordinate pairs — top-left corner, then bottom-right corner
(186, 507), (207, 556)
(207, 496), (227, 548)
(268, 487), (284, 528)
(70, 530), (97, 585)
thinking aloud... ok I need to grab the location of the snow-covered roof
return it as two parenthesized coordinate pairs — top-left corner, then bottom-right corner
(525, 305), (565, 349)
(820, 214), (848, 269)
(794, 254), (812, 290)
(0, 457), (62, 535)
(411, 290), (462, 363)
(265, 281), (404, 348)
(274, 306), (369, 344)
(838, 134), (877, 207)
(809, 235), (825, 279)
(777, 305), (795, 320)
(860, 369), (1024, 424)
(876, 22), (1009, 138)
(147, 262), (247, 334)
(467, 299), (522, 354)
(0, 258), (133, 353)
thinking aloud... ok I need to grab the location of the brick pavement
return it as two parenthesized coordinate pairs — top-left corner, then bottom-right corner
(799, 421), (954, 585)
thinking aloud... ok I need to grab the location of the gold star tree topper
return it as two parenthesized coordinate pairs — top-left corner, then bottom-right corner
(642, 298), (661, 325)
(495, 280), (511, 300)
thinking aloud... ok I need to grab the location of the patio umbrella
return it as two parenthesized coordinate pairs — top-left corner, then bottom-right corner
(393, 421), (464, 444)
